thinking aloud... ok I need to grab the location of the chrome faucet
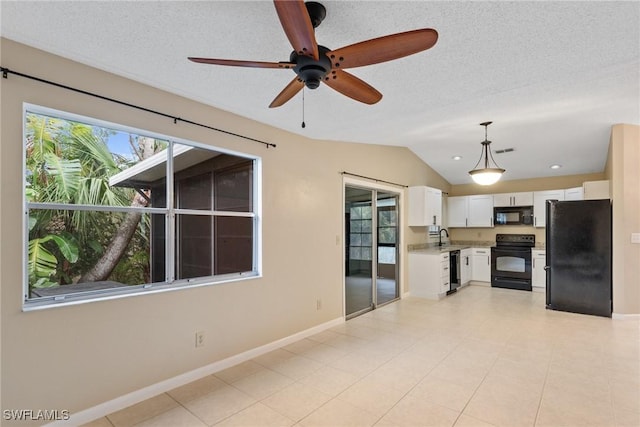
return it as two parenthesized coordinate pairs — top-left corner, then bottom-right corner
(439, 228), (449, 246)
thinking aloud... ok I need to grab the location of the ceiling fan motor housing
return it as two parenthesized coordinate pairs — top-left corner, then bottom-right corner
(305, 2), (326, 28)
(290, 45), (332, 89)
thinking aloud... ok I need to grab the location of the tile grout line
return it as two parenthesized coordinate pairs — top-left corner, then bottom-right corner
(447, 337), (505, 427)
(531, 342), (555, 427)
(284, 315), (455, 426)
(164, 390), (208, 427)
(362, 329), (472, 426)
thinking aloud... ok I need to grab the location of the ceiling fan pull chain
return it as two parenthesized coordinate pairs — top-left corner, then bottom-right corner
(301, 86), (306, 128)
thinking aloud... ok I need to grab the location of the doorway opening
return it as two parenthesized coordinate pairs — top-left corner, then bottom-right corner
(344, 183), (401, 319)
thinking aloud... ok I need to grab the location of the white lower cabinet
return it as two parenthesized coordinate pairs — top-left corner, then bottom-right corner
(460, 248), (472, 285)
(471, 248), (491, 282)
(532, 249), (546, 291)
(408, 252), (450, 300)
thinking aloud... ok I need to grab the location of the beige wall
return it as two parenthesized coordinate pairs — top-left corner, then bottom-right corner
(607, 124), (640, 315)
(0, 39), (449, 422)
(450, 172), (605, 197)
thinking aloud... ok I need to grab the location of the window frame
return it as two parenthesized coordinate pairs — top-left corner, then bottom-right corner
(22, 103), (262, 310)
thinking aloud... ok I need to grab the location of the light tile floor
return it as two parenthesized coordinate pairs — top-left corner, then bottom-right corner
(83, 285), (640, 427)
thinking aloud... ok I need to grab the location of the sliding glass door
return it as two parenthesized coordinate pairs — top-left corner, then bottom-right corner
(345, 186), (399, 318)
(376, 192), (399, 306)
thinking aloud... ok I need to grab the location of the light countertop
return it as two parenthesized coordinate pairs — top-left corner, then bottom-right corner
(408, 241), (546, 254)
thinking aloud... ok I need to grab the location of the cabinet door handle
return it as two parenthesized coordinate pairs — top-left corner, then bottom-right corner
(487, 257), (490, 265)
(433, 215), (436, 225)
(533, 258), (535, 268)
(465, 218), (468, 227)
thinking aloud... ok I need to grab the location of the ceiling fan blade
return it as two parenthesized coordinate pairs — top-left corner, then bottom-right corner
(327, 28), (438, 69)
(188, 57), (295, 69)
(273, 0), (319, 60)
(323, 70), (382, 105)
(269, 77), (305, 108)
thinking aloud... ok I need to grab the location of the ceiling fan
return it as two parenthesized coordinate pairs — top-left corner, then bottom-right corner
(188, 0), (438, 108)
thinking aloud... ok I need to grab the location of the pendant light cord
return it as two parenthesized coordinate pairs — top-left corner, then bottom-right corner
(301, 87), (306, 128)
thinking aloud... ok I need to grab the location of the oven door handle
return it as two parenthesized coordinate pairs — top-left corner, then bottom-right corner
(493, 276), (530, 285)
(492, 247), (532, 255)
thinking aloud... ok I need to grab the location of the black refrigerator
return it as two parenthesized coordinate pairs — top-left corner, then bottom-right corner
(545, 199), (612, 317)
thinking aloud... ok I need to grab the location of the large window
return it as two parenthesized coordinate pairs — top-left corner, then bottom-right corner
(23, 105), (260, 308)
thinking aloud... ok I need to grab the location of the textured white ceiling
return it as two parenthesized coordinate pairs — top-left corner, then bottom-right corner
(2, 1), (639, 184)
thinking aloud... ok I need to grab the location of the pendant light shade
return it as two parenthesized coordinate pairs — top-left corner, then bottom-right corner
(468, 121), (505, 185)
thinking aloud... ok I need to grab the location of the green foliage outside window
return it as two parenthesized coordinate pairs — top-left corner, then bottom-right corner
(25, 112), (165, 291)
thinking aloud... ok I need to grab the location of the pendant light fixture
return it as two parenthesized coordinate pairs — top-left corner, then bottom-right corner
(468, 121), (505, 185)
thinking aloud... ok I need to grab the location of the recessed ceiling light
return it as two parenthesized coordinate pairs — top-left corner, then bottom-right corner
(550, 164), (562, 169)
(452, 155), (462, 160)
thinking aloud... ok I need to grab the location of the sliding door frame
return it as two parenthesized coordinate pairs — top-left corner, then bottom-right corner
(342, 176), (405, 319)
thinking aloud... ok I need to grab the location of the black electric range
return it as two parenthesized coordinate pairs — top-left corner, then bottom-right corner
(491, 234), (535, 291)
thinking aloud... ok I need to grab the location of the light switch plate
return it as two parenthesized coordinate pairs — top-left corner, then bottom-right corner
(631, 233), (640, 244)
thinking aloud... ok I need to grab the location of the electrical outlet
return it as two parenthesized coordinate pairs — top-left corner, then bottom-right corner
(316, 299), (322, 310)
(195, 331), (205, 348)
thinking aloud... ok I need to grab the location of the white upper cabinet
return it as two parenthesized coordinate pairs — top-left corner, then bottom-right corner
(492, 193), (512, 207)
(447, 195), (494, 228)
(447, 196), (469, 227)
(564, 187), (584, 201)
(408, 186), (442, 226)
(493, 192), (533, 207)
(467, 195), (494, 227)
(533, 190), (565, 227)
(428, 187), (443, 226)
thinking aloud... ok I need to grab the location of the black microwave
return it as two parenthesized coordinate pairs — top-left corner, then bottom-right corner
(494, 206), (534, 226)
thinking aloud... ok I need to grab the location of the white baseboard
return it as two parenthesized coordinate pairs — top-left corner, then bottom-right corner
(47, 316), (345, 426)
(612, 312), (640, 320)
(468, 281), (491, 287)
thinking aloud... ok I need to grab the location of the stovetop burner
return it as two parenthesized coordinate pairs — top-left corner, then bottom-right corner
(495, 234), (535, 247)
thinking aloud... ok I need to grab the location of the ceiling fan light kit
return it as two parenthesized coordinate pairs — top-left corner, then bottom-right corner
(468, 121), (506, 186)
(188, 0), (438, 108)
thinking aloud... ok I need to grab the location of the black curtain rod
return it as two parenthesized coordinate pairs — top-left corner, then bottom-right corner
(341, 171), (408, 188)
(0, 66), (276, 149)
